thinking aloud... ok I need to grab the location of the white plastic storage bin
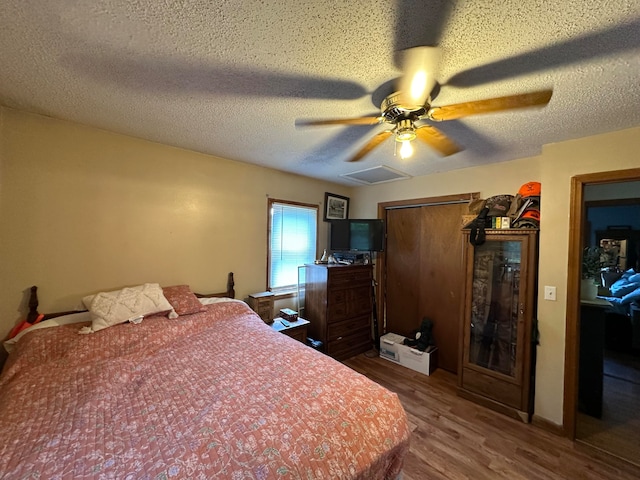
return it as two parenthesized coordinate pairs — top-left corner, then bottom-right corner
(379, 333), (404, 362)
(379, 332), (437, 376)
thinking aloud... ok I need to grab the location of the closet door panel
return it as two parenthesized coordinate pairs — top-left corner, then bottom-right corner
(420, 204), (466, 373)
(386, 207), (422, 337)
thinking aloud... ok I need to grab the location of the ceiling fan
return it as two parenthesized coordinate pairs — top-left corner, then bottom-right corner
(296, 47), (553, 163)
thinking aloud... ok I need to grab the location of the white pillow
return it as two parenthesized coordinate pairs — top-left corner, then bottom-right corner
(81, 283), (177, 334)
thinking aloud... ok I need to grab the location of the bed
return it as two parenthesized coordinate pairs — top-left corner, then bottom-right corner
(0, 274), (410, 479)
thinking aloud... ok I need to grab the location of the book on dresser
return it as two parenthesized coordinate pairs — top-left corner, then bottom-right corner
(303, 263), (373, 360)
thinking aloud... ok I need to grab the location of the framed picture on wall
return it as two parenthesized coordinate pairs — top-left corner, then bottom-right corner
(324, 192), (350, 221)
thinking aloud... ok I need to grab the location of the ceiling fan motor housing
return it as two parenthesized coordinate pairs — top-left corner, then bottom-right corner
(382, 92), (428, 141)
(381, 91), (429, 123)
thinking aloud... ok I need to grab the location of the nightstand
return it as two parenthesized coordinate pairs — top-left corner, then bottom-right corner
(271, 317), (310, 343)
(247, 291), (274, 324)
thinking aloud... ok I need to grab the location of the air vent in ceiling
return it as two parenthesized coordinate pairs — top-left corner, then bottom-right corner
(340, 166), (411, 185)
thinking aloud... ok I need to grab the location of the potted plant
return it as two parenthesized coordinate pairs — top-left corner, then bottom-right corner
(581, 246), (603, 299)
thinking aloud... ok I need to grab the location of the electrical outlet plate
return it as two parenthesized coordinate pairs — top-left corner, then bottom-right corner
(544, 286), (557, 301)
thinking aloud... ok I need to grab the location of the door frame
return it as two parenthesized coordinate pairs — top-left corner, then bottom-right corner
(375, 192), (480, 337)
(564, 167), (640, 438)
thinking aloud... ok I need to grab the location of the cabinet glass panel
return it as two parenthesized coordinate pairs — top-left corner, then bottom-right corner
(468, 240), (522, 377)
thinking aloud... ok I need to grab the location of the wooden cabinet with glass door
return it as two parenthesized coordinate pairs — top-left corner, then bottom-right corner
(458, 229), (538, 423)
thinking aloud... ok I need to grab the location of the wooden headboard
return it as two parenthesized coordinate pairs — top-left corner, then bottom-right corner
(195, 272), (235, 299)
(26, 286), (80, 323)
(26, 272), (236, 324)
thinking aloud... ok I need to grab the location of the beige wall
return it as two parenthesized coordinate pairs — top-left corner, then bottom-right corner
(351, 126), (640, 426)
(0, 107), (350, 339)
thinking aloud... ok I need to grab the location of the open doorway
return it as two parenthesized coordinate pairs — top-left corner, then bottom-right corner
(564, 168), (640, 466)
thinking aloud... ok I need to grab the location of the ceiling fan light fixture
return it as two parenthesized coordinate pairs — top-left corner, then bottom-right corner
(395, 119), (416, 142)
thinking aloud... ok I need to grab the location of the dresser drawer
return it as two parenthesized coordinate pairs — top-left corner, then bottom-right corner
(256, 305), (272, 319)
(282, 325), (307, 343)
(327, 300), (349, 321)
(348, 286), (372, 315)
(328, 268), (372, 288)
(327, 285), (371, 321)
(327, 315), (370, 340)
(327, 330), (371, 359)
(328, 289), (347, 305)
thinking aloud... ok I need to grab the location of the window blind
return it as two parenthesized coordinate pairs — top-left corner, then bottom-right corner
(270, 202), (317, 290)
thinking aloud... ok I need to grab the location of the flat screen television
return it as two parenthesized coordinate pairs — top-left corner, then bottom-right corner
(329, 219), (384, 252)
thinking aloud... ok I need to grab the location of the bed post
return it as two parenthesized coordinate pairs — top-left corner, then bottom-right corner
(27, 286), (39, 324)
(227, 272), (236, 299)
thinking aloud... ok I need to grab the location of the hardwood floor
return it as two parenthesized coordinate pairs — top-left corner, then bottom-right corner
(344, 352), (640, 480)
(577, 351), (640, 464)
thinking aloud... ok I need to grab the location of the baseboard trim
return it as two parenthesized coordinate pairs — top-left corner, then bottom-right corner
(531, 414), (566, 436)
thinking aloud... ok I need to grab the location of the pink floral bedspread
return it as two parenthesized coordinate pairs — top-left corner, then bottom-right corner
(0, 302), (410, 479)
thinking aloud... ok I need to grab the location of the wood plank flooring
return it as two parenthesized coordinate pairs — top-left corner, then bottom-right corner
(344, 352), (640, 480)
(576, 351), (640, 464)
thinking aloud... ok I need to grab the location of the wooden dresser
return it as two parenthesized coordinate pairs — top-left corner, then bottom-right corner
(304, 264), (373, 360)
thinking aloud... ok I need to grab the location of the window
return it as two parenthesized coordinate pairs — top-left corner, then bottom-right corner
(268, 199), (318, 292)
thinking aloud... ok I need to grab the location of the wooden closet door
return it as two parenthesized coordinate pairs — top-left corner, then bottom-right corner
(386, 207), (422, 337)
(385, 202), (466, 373)
(419, 203), (466, 373)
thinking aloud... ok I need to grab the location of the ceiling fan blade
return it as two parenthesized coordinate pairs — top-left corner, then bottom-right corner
(398, 46), (441, 107)
(346, 131), (393, 162)
(445, 19), (640, 88)
(428, 90), (553, 122)
(296, 116), (383, 127)
(415, 125), (461, 156)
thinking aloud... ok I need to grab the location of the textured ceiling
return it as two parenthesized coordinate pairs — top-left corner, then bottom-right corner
(1, 1), (640, 185)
